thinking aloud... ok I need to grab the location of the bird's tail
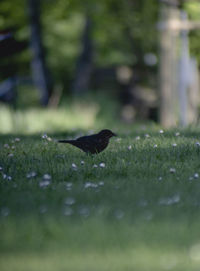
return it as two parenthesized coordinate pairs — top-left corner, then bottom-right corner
(58, 140), (74, 143)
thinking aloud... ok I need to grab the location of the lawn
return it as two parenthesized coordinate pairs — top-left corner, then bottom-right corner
(1, 104), (200, 270)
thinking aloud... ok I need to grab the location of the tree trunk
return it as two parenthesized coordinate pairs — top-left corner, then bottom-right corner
(28, 0), (52, 106)
(72, 16), (93, 95)
(158, 3), (179, 127)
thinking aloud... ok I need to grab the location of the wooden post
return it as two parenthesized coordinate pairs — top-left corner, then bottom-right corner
(158, 1), (200, 127)
(159, 4), (179, 127)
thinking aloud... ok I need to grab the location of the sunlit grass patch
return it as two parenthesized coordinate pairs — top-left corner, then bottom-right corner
(0, 103), (99, 134)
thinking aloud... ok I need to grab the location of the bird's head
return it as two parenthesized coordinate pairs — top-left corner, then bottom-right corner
(98, 129), (117, 139)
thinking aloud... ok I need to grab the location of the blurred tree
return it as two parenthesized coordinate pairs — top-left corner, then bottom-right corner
(72, 15), (93, 94)
(0, 0), (199, 115)
(28, 0), (52, 105)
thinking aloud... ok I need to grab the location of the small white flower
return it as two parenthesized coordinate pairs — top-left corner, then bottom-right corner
(42, 133), (48, 139)
(93, 164), (98, 168)
(8, 153), (14, 157)
(65, 182), (73, 190)
(63, 206), (73, 216)
(135, 136), (140, 140)
(170, 168), (176, 173)
(175, 132), (180, 136)
(80, 160), (85, 165)
(4, 144), (9, 148)
(145, 134), (150, 138)
(159, 129), (164, 134)
(39, 180), (51, 188)
(15, 137), (20, 142)
(71, 163), (77, 169)
(194, 173), (199, 179)
(26, 171), (37, 178)
(172, 143), (177, 147)
(99, 163), (105, 168)
(79, 206), (90, 217)
(128, 145), (132, 150)
(1, 207), (10, 217)
(158, 176), (163, 181)
(138, 200), (148, 207)
(84, 182), (98, 189)
(7, 176), (12, 181)
(64, 197), (76, 205)
(98, 181), (104, 186)
(2, 173), (7, 179)
(39, 206), (47, 214)
(43, 174), (51, 180)
(154, 144), (158, 148)
(159, 194), (180, 205)
(196, 142), (200, 147)
(0, 166), (3, 171)
(114, 209), (124, 220)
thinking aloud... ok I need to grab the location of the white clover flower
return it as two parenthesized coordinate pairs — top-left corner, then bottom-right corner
(159, 129), (164, 134)
(7, 176), (12, 181)
(145, 134), (150, 138)
(64, 197), (76, 205)
(26, 171), (37, 178)
(71, 163), (77, 169)
(93, 164), (98, 168)
(84, 182), (98, 189)
(15, 137), (20, 142)
(196, 142), (200, 147)
(43, 174), (51, 180)
(172, 143), (177, 147)
(159, 194), (180, 205)
(79, 206), (90, 217)
(2, 173), (7, 179)
(4, 144), (9, 148)
(42, 133), (48, 139)
(175, 132), (180, 136)
(128, 145), (132, 150)
(65, 182), (73, 190)
(0, 166), (3, 171)
(138, 199), (148, 207)
(63, 206), (73, 216)
(39, 180), (51, 188)
(1, 207), (10, 217)
(39, 206), (47, 214)
(99, 163), (105, 168)
(80, 160), (85, 165)
(135, 136), (140, 140)
(154, 144), (158, 148)
(169, 168), (176, 173)
(194, 173), (199, 179)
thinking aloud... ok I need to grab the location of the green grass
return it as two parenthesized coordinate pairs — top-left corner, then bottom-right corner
(1, 102), (200, 270)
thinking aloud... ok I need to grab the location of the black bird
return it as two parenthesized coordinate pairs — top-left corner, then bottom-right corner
(58, 129), (116, 154)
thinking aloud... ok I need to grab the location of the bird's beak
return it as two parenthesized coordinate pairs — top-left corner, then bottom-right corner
(112, 132), (117, 137)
